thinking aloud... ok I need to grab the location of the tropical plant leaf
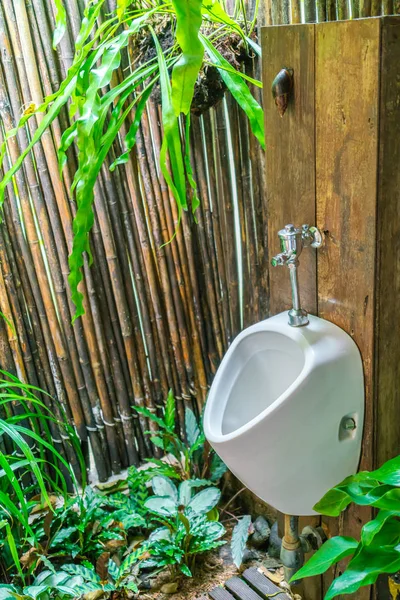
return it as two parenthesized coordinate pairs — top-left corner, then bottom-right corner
(185, 407), (200, 447)
(313, 487), (353, 516)
(187, 487), (221, 514)
(145, 496), (177, 517)
(184, 115), (200, 213)
(52, 0), (67, 48)
(118, 543), (150, 579)
(164, 389), (176, 431)
(324, 545), (400, 600)
(110, 84), (154, 171)
(116, 0), (131, 20)
(180, 563), (192, 577)
(134, 405), (166, 429)
(361, 510), (400, 546)
(202, 0), (245, 39)
(231, 515), (252, 568)
(62, 564), (101, 583)
(178, 479), (213, 505)
(368, 455), (400, 485)
(200, 34), (265, 149)
(210, 453), (228, 482)
(152, 476), (178, 501)
(151, 27), (187, 211)
(171, 0), (204, 116)
(292, 536), (358, 582)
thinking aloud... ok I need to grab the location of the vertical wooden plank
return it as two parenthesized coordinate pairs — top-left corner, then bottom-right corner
(262, 24), (322, 600)
(375, 17), (400, 468)
(261, 24), (317, 317)
(316, 19), (381, 599)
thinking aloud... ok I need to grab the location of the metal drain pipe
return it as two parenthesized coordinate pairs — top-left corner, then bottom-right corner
(280, 515), (304, 582)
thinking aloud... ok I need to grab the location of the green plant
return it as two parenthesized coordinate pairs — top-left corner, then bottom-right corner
(135, 390), (227, 482)
(32, 485), (146, 564)
(0, 0), (263, 319)
(0, 372), (84, 583)
(292, 455), (400, 599)
(231, 515), (252, 568)
(142, 475), (225, 576)
(0, 557), (127, 600)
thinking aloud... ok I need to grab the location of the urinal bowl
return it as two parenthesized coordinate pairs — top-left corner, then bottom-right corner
(203, 311), (364, 516)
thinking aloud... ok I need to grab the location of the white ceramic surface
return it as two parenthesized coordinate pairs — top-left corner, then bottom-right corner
(203, 311), (364, 515)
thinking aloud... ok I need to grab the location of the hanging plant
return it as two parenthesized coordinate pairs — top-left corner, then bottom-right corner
(0, 0), (264, 320)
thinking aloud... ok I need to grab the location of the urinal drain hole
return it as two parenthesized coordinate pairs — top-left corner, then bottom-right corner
(339, 414), (357, 441)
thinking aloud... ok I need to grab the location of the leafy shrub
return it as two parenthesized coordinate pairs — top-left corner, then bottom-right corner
(0, 0), (264, 318)
(293, 455), (400, 599)
(0, 372), (84, 583)
(32, 486), (145, 563)
(142, 475), (226, 576)
(135, 390), (227, 482)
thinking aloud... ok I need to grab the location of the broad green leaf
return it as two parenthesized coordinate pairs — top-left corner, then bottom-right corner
(210, 453), (228, 482)
(292, 536), (358, 582)
(200, 34), (265, 149)
(50, 526), (76, 547)
(22, 586), (48, 599)
(145, 495), (177, 516)
(53, 0), (67, 48)
(164, 389), (176, 431)
(171, 0), (204, 115)
(314, 488), (353, 516)
(368, 455), (400, 485)
(179, 479), (213, 505)
(187, 487), (221, 514)
(180, 564), (192, 577)
(152, 476), (178, 501)
(185, 407), (200, 447)
(325, 546), (400, 600)
(151, 28), (187, 211)
(362, 511), (400, 545)
(231, 515), (252, 568)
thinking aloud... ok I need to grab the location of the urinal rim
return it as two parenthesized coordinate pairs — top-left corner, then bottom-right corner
(204, 314), (316, 444)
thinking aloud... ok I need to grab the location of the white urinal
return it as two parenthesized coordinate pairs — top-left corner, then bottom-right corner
(203, 311), (364, 516)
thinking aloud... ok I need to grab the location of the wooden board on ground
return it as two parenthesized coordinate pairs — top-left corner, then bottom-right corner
(199, 568), (291, 600)
(242, 568), (290, 600)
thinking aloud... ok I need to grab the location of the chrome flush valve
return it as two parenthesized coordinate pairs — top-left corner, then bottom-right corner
(271, 224), (323, 327)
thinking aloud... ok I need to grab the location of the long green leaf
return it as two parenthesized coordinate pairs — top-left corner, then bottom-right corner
(202, 0), (245, 39)
(171, 0), (204, 116)
(292, 537), (358, 582)
(110, 84), (154, 171)
(325, 545), (400, 600)
(151, 28), (187, 211)
(200, 34), (265, 149)
(53, 0), (67, 48)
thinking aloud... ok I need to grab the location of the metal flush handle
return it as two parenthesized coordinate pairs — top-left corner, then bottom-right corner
(271, 224), (323, 327)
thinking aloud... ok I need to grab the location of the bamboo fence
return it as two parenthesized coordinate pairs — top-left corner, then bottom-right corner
(0, 0), (399, 482)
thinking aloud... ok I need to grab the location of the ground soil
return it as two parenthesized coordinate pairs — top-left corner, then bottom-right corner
(139, 520), (281, 600)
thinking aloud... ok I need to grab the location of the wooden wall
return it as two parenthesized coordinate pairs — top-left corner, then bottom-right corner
(262, 16), (400, 600)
